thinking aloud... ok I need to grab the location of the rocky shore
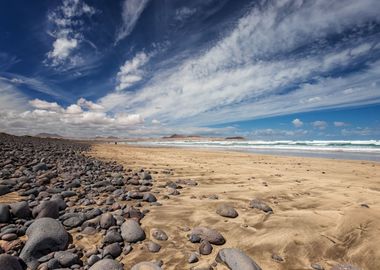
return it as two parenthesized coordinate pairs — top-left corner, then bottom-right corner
(0, 133), (369, 270)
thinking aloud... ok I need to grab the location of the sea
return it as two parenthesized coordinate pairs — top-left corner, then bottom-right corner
(129, 140), (380, 162)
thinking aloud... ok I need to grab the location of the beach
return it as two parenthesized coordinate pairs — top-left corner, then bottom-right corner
(90, 143), (380, 270)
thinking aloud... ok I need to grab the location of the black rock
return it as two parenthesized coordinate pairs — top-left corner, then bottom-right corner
(54, 251), (79, 267)
(0, 254), (26, 270)
(0, 204), (11, 223)
(10, 201), (32, 219)
(0, 185), (11, 196)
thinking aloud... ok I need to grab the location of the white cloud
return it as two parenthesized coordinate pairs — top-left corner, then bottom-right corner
(100, 0), (380, 128)
(48, 37), (78, 60)
(29, 99), (62, 112)
(116, 52), (150, 91)
(334, 121), (349, 127)
(312, 121), (328, 130)
(292, 118), (303, 128)
(46, 0), (96, 67)
(77, 97), (104, 111)
(175, 7), (197, 22)
(251, 128), (307, 139)
(152, 119), (160, 125)
(66, 104), (83, 114)
(115, 0), (150, 43)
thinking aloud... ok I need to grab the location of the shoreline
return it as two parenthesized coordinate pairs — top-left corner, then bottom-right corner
(118, 142), (380, 162)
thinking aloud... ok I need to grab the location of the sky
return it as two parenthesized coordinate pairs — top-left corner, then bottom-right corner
(0, 0), (380, 139)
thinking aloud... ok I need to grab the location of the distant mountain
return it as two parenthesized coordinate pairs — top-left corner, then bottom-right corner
(36, 133), (63, 138)
(225, 136), (246, 140)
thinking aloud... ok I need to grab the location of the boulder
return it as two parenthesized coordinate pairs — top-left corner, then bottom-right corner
(0, 185), (11, 196)
(19, 218), (69, 270)
(32, 201), (60, 219)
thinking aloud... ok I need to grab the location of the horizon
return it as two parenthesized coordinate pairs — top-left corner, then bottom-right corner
(1, 0), (380, 140)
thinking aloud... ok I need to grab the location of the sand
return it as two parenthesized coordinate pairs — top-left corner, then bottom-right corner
(90, 144), (380, 270)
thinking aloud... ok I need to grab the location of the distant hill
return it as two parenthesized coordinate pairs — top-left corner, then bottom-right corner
(225, 136), (246, 140)
(36, 133), (63, 138)
(162, 134), (202, 139)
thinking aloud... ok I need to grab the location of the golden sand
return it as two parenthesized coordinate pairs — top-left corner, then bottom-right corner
(83, 144), (380, 269)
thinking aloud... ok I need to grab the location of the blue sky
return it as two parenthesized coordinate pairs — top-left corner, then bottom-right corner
(0, 0), (379, 139)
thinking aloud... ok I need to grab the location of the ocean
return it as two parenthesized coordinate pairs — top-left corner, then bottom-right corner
(129, 140), (380, 161)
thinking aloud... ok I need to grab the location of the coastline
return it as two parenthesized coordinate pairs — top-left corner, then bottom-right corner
(91, 144), (380, 269)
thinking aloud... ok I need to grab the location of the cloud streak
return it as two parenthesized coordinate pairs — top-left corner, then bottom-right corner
(115, 0), (150, 44)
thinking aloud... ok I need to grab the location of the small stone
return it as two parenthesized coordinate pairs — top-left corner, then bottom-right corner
(146, 241), (161, 253)
(311, 263), (325, 270)
(199, 240), (213, 255)
(54, 251), (79, 267)
(100, 213), (116, 229)
(216, 204), (238, 218)
(89, 259), (123, 270)
(216, 248), (262, 270)
(151, 228), (168, 241)
(249, 199), (273, 213)
(131, 262), (162, 270)
(190, 227), (225, 245)
(103, 243), (122, 258)
(1, 233), (18, 241)
(188, 252), (199, 263)
(88, 255), (101, 266)
(271, 254), (284, 262)
(121, 219), (146, 243)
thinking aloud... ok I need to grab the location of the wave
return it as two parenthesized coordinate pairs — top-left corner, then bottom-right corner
(132, 140), (380, 153)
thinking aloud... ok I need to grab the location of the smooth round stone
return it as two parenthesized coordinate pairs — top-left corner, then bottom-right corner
(121, 219), (146, 243)
(146, 241), (161, 253)
(1, 233), (18, 241)
(88, 255), (101, 266)
(190, 227), (225, 245)
(54, 251), (79, 267)
(0, 254), (25, 270)
(10, 201), (32, 219)
(249, 199), (273, 213)
(131, 262), (162, 270)
(103, 230), (123, 244)
(188, 252), (199, 263)
(19, 217), (69, 270)
(0, 204), (10, 223)
(103, 243), (122, 258)
(216, 248), (262, 270)
(151, 228), (168, 241)
(100, 213), (116, 229)
(216, 204), (238, 218)
(89, 259), (123, 270)
(199, 240), (213, 255)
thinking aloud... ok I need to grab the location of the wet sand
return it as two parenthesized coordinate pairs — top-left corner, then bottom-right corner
(91, 144), (380, 270)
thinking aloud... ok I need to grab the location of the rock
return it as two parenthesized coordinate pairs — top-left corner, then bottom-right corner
(151, 228), (168, 241)
(19, 218), (69, 270)
(190, 227), (225, 245)
(62, 213), (85, 228)
(89, 259), (123, 270)
(216, 204), (238, 218)
(199, 240), (213, 255)
(121, 219), (146, 243)
(32, 163), (48, 172)
(141, 171), (152, 180)
(103, 230), (123, 244)
(249, 199), (273, 213)
(10, 201), (32, 219)
(123, 244), (133, 255)
(0, 254), (26, 270)
(0, 204), (10, 223)
(54, 251), (79, 267)
(271, 254), (284, 262)
(0, 185), (11, 196)
(33, 201), (60, 219)
(188, 252), (199, 263)
(131, 262), (162, 270)
(88, 255), (101, 266)
(146, 241), (161, 253)
(143, 193), (157, 202)
(99, 213), (116, 229)
(311, 263), (325, 270)
(103, 243), (122, 258)
(216, 248), (262, 270)
(1, 233), (18, 241)
(331, 264), (360, 270)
